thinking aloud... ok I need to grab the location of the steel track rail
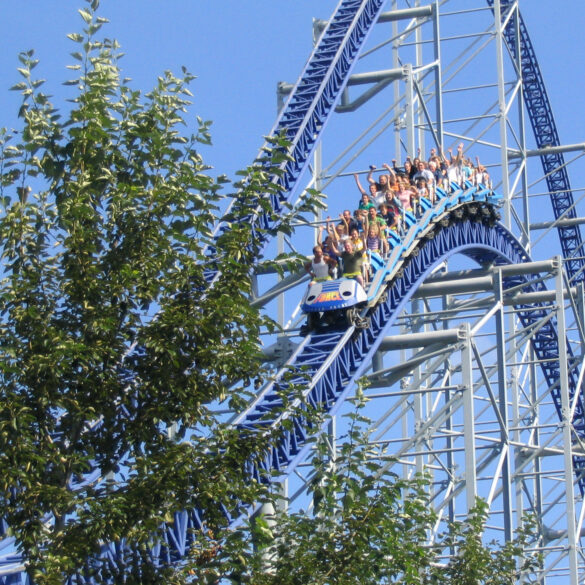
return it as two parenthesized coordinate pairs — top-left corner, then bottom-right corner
(204, 0), (388, 286)
(236, 205), (585, 487)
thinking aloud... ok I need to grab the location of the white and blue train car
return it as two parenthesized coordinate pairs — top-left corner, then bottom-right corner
(301, 251), (386, 329)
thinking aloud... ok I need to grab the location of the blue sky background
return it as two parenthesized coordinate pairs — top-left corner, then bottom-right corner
(0, 2), (339, 180)
(1, 1), (584, 185)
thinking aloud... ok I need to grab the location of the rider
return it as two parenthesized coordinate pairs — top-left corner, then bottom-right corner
(340, 239), (365, 288)
(305, 245), (337, 284)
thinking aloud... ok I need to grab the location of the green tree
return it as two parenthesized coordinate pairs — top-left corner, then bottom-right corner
(177, 400), (541, 585)
(0, 2), (313, 583)
(425, 499), (540, 585)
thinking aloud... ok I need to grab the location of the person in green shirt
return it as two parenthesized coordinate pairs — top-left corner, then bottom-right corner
(340, 239), (365, 288)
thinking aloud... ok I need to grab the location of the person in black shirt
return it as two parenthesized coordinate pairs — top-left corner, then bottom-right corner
(339, 209), (361, 234)
(340, 240), (365, 288)
(378, 202), (400, 234)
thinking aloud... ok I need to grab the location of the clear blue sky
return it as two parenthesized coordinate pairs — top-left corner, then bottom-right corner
(1, 1), (584, 185)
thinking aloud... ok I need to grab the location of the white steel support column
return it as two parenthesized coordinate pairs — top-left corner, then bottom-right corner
(414, 362), (425, 477)
(529, 345), (544, 548)
(494, 270), (513, 540)
(400, 317), (410, 481)
(461, 323), (477, 511)
(278, 478), (288, 513)
(431, 2), (443, 151)
(257, 501), (277, 573)
(443, 291), (455, 523)
(511, 2), (530, 249)
(404, 63), (415, 160)
(392, 0), (402, 161)
(411, 298), (424, 476)
(506, 7), (528, 530)
(277, 233), (285, 327)
(510, 317), (523, 524)
(327, 415), (337, 473)
(373, 349), (384, 375)
(494, 0), (511, 228)
(312, 18), (324, 242)
(414, 0), (424, 154)
(555, 260), (579, 584)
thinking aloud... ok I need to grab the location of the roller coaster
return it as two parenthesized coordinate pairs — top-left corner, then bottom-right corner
(3, 0), (585, 583)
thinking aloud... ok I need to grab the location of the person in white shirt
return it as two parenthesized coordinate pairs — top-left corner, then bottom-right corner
(305, 245), (337, 284)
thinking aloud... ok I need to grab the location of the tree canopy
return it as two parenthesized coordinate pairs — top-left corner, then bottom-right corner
(175, 401), (541, 585)
(0, 1), (308, 581)
(0, 2), (540, 584)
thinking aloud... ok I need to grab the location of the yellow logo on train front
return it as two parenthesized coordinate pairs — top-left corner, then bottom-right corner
(317, 291), (342, 303)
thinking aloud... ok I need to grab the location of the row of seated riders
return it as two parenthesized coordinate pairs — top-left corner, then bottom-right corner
(305, 149), (492, 289)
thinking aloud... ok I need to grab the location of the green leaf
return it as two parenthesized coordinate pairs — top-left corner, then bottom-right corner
(78, 8), (92, 23)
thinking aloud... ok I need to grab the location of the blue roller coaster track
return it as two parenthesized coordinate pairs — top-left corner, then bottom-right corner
(206, 0), (387, 278)
(2, 0), (584, 582)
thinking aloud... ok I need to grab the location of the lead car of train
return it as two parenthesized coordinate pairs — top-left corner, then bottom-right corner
(300, 183), (502, 332)
(301, 250), (385, 331)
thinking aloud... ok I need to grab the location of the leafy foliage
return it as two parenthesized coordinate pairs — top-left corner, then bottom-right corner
(177, 398), (541, 585)
(0, 2), (315, 582)
(425, 499), (541, 585)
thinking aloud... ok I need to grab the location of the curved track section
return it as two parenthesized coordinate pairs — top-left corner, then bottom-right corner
(236, 193), (583, 483)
